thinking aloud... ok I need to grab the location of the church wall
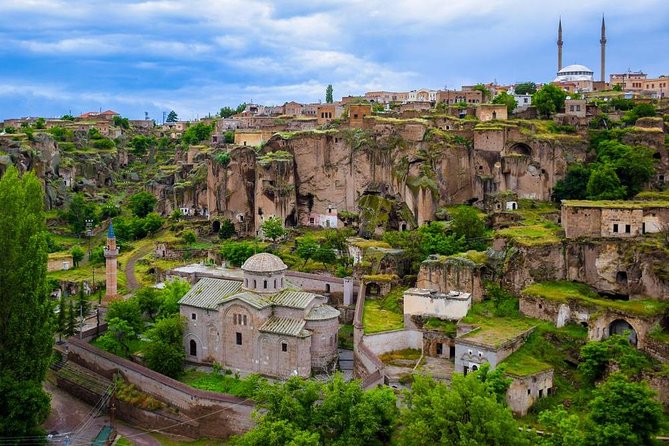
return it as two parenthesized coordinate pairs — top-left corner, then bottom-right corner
(305, 317), (340, 372)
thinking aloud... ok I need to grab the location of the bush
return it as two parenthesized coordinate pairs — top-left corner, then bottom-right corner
(220, 241), (265, 267)
(182, 230), (196, 244)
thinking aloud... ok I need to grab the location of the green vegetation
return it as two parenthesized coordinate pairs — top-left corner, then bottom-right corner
(423, 317), (457, 335)
(0, 166), (53, 440)
(497, 224), (561, 246)
(338, 324), (354, 349)
(491, 91), (517, 114)
(363, 298), (403, 334)
(378, 348), (422, 365)
(532, 84), (567, 118)
(180, 370), (266, 398)
(523, 281), (669, 316)
(232, 374), (397, 446)
(182, 122), (214, 145)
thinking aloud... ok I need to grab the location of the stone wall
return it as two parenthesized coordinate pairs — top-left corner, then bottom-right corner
(506, 369), (554, 416)
(65, 339), (254, 438)
(416, 258), (484, 302)
(361, 329), (423, 356)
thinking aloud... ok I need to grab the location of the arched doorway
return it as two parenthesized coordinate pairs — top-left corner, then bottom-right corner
(212, 220), (221, 233)
(608, 319), (637, 346)
(507, 143), (533, 156)
(365, 282), (380, 297)
(616, 271), (628, 286)
(189, 339), (197, 356)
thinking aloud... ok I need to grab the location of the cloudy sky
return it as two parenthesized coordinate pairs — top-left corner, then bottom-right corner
(1, 0), (667, 121)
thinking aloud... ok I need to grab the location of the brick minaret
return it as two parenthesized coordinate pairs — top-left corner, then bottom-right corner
(104, 222), (119, 303)
(557, 18), (563, 72)
(600, 15), (607, 82)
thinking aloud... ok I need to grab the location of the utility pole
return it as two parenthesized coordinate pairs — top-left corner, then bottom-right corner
(86, 219), (96, 303)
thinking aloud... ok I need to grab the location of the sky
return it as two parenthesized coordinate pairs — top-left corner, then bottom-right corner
(0, 0), (668, 121)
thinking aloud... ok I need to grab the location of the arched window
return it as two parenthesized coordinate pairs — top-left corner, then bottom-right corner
(263, 280), (267, 289)
(274, 279), (277, 289)
(189, 339), (197, 356)
(253, 279), (257, 288)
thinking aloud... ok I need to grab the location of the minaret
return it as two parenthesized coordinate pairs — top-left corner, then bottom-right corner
(104, 222), (119, 303)
(557, 18), (563, 72)
(600, 15), (607, 82)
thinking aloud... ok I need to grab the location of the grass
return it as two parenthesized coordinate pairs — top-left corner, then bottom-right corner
(447, 250), (488, 266)
(378, 348), (422, 365)
(496, 225), (561, 246)
(179, 370), (265, 399)
(115, 437), (132, 446)
(338, 324), (354, 349)
(363, 299), (404, 334)
(460, 301), (536, 347)
(523, 281), (669, 316)
(562, 199), (669, 209)
(503, 343), (553, 376)
(423, 317), (457, 335)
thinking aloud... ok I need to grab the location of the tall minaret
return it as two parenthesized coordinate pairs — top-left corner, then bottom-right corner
(557, 18), (563, 72)
(600, 15), (607, 82)
(104, 222), (119, 303)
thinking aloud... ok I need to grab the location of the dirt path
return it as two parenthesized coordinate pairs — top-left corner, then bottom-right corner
(124, 245), (153, 292)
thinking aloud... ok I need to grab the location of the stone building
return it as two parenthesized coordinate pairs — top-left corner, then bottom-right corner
(561, 200), (669, 239)
(506, 368), (554, 416)
(178, 253), (340, 378)
(454, 325), (534, 375)
(475, 104), (508, 121)
(403, 289), (471, 328)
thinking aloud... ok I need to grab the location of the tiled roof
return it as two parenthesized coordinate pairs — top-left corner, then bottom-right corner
(305, 304), (340, 321)
(178, 278), (241, 309)
(222, 291), (273, 310)
(272, 290), (316, 309)
(259, 317), (307, 337)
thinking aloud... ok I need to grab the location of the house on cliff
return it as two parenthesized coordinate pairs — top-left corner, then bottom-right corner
(178, 253), (340, 378)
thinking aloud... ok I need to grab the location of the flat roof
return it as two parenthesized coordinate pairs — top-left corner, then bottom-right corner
(562, 200), (669, 209)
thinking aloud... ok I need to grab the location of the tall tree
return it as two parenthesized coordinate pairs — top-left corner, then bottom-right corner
(532, 84), (567, 118)
(491, 91), (517, 114)
(325, 84), (334, 103)
(260, 216), (287, 243)
(166, 110), (178, 123)
(514, 82), (537, 95)
(0, 166), (53, 439)
(399, 373), (530, 446)
(128, 191), (158, 218)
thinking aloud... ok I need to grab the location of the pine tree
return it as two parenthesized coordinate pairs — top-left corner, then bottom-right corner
(66, 300), (76, 337)
(326, 84), (334, 103)
(77, 282), (89, 317)
(0, 166), (53, 438)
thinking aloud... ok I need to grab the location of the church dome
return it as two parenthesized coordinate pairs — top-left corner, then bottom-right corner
(555, 64), (594, 82)
(242, 253), (288, 273)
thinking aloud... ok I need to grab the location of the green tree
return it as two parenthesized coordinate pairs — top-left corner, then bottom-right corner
(473, 83), (491, 102)
(622, 103), (656, 125)
(128, 191), (157, 218)
(296, 235), (320, 267)
(112, 115), (130, 129)
(218, 219), (237, 240)
(492, 91), (517, 114)
(57, 295), (67, 340)
(238, 374), (397, 446)
(66, 299), (76, 336)
(129, 135), (153, 156)
(77, 282), (90, 317)
(159, 279), (191, 317)
(166, 110), (178, 123)
(61, 114), (75, 121)
(399, 373), (529, 446)
(142, 212), (164, 235)
(98, 317), (137, 358)
(143, 314), (185, 378)
(515, 82), (537, 95)
(214, 151), (231, 167)
(64, 193), (99, 235)
(532, 84), (568, 118)
(34, 117), (46, 129)
(233, 419), (320, 446)
(220, 241), (264, 266)
(182, 230), (196, 244)
(224, 130), (234, 143)
(0, 166), (53, 439)
(449, 206), (488, 250)
(106, 298), (143, 334)
(325, 84), (334, 103)
(537, 405), (585, 446)
(552, 163), (590, 201)
(586, 164), (627, 200)
(595, 140), (655, 198)
(71, 245), (85, 267)
(586, 373), (662, 446)
(261, 216), (287, 243)
(100, 200), (121, 219)
(182, 122), (214, 144)
(135, 287), (162, 321)
(220, 106), (236, 118)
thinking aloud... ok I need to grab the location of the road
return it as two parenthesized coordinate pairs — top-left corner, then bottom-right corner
(124, 245), (153, 292)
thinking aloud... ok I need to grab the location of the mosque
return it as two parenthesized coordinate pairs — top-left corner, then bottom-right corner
(553, 17), (607, 92)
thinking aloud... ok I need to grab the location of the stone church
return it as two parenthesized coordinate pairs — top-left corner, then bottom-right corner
(178, 253), (340, 378)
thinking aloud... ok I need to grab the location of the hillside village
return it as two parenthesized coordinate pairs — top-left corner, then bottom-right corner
(2, 29), (669, 444)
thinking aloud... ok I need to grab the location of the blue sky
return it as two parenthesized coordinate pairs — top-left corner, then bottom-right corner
(1, 0), (667, 121)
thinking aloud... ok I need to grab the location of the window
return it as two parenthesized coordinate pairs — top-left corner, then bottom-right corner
(236, 332), (242, 345)
(253, 279), (257, 288)
(281, 342), (288, 352)
(527, 388), (531, 395)
(436, 343), (443, 355)
(191, 313), (197, 320)
(613, 223), (619, 233)
(243, 315), (247, 325)
(189, 339), (197, 356)
(625, 224), (631, 234)
(274, 279), (277, 288)
(263, 280), (267, 289)
(539, 389), (544, 398)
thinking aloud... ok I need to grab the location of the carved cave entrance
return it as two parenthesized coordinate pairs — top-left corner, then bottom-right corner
(212, 220), (221, 233)
(365, 282), (380, 297)
(608, 319), (638, 346)
(507, 142), (533, 156)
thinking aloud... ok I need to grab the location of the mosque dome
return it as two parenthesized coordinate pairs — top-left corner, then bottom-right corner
(554, 64), (594, 82)
(241, 252), (288, 273)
